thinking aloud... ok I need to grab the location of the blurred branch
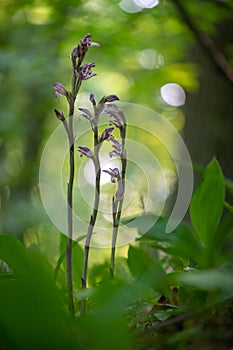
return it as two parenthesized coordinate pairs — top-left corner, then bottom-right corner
(172, 0), (233, 84)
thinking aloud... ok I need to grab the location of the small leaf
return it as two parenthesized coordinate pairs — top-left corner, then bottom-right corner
(153, 308), (175, 322)
(190, 158), (225, 245)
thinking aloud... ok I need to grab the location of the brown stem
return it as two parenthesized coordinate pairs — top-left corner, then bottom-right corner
(172, 0), (233, 84)
(110, 122), (127, 278)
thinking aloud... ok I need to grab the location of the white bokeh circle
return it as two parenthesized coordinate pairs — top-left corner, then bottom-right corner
(161, 83), (186, 107)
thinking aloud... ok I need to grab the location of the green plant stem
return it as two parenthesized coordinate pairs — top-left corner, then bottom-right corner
(81, 124), (101, 313)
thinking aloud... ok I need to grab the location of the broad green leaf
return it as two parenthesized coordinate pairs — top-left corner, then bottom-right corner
(0, 235), (78, 350)
(0, 234), (29, 275)
(127, 245), (171, 297)
(128, 245), (152, 278)
(190, 158), (225, 246)
(54, 236), (83, 289)
(179, 269), (233, 292)
(85, 280), (133, 350)
(125, 215), (202, 266)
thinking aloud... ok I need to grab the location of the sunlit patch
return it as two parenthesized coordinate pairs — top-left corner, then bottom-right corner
(133, 0), (159, 8)
(138, 49), (164, 70)
(83, 155), (120, 186)
(97, 71), (133, 94)
(162, 108), (185, 131)
(160, 83), (186, 107)
(5, 148), (23, 176)
(75, 92), (92, 111)
(119, 0), (143, 13)
(24, 6), (52, 25)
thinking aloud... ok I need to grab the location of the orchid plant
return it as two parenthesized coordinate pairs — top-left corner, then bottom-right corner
(53, 34), (127, 315)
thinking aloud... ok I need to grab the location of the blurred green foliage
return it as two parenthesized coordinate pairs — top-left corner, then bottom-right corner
(0, 157), (233, 349)
(1, 0), (233, 233)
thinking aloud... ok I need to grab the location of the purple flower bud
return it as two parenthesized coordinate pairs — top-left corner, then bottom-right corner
(81, 33), (100, 48)
(54, 109), (65, 121)
(111, 139), (121, 151)
(99, 95), (120, 104)
(77, 63), (96, 81)
(100, 127), (114, 142)
(105, 103), (120, 111)
(103, 110), (123, 128)
(78, 146), (94, 158)
(105, 95), (120, 103)
(109, 139), (122, 158)
(109, 120), (122, 128)
(79, 34), (100, 59)
(71, 45), (80, 59)
(90, 93), (96, 106)
(78, 108), (93, 122)
(103, 168), (120, 183)
(109, 150), (121, 158)
(54, 82), (69, 98)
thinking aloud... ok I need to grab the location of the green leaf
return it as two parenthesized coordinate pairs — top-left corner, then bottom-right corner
(54, 236), (83, 289)
(127, 245), (171, 298)
(190, 158), (225, 245)
(0, 235), (78, 349)
(128, 245), (152, 278)
(126, 215), (202, 266)
(179, 269), (233, 292)
(0, 234), (29, 275)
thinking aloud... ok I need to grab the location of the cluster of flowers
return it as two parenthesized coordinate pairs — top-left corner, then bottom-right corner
(77, 93), (127, 203)
(53, 34), (127, 304)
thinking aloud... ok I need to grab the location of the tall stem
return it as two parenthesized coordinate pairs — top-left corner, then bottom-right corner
(66, 92), (75, 315)
(55, 34), (99, 316)
(110, 124), (127, 278)
(81, 124), (101, 313)
(66, 75), (81, 316)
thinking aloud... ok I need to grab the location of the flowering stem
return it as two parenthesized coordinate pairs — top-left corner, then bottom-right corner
(66, 75), (80, 316)
(54, 34), (99, 316)
(81, 124), (101, 314)
(110, 123), (127, 278)
(66, 71), (87, 314)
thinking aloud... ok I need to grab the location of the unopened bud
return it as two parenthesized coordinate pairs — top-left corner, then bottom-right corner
(100, 127), (114, 141)
(54, 109), (65, 121)
(78, 146), (94, 158)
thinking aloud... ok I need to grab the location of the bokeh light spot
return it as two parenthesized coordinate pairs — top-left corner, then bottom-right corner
(138, 49), (164, 70)
(133, 0), (159, 8)
(97, 71), (133, 94)
(119, 0), (143, 13)
(160, 83), (186, 107)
